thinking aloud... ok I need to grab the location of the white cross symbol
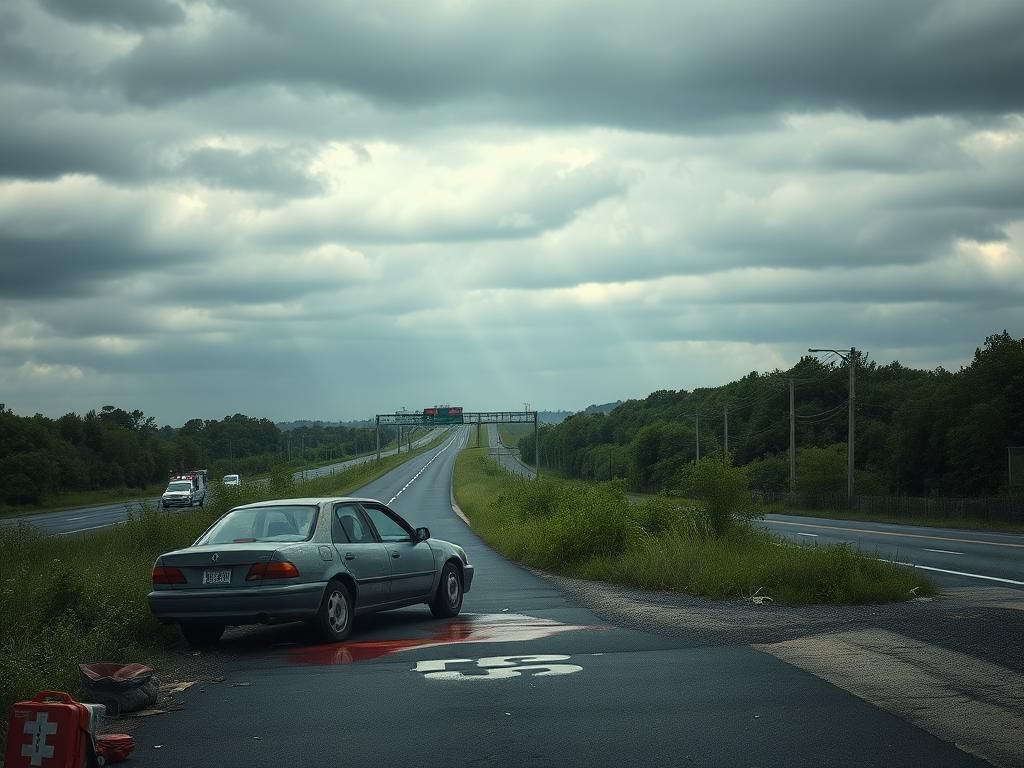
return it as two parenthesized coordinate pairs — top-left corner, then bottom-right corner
(22, 712), (59, 767)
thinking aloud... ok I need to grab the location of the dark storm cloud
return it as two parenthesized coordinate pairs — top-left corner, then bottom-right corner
(175, 145), (322, 196)
(0, 111), (160, 181)
(0, 231), (203, 298)
(112, 0), (1024, 126)
(38, 0), (184, 30)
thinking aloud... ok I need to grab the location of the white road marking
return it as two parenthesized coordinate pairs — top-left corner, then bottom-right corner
(879, 558), (1024, 585)
(387, 436), (458, 505)
(413, 655), (582, 681)
(766, 519), (1024, 549)
(56, 522), (120, 535)
(923, 548), (963, 555)
(796, 532), (818, 538)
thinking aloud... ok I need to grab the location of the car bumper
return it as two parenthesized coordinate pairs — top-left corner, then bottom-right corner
(462, 564), (474, 593)
(161, 498), (192, 507)
(148, 581), (325, 624)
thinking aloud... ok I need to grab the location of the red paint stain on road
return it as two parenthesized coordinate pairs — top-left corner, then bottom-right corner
(289, 613), (604, 666)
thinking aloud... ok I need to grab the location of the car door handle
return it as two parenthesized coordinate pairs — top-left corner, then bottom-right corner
(344, 553), (355, 561)
(391, 551), (401, 559)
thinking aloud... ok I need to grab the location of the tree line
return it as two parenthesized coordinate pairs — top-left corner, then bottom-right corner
(0, 407), (397, 506)
(518, 331), (1024, 499)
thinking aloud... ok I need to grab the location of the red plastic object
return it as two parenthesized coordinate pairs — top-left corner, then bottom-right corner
(96, 734), (135, 764)
(4, 690), (93, 768)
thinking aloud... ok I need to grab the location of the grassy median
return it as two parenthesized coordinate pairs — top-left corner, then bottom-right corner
(454, 448), (934, 606)
(0, 431), (450, 748)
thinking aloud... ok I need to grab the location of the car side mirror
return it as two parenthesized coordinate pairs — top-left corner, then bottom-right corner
(415, 527), (430, 542)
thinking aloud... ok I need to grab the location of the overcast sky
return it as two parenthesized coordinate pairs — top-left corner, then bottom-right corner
(2, 0), (1023, 425)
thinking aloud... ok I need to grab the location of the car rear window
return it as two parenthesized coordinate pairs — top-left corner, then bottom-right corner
(197, 505), (318, 545)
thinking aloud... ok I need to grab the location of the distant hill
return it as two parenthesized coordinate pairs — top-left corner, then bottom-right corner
(581, 401), (623, 415)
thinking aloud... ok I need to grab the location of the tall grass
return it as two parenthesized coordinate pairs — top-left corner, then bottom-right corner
(0, 431), (449, 748)
(454, 450), (934, 606)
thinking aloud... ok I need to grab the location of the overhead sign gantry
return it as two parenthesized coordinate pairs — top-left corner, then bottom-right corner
(375, 408), (540, 477)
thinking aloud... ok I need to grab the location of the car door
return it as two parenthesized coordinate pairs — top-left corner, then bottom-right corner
(331, 502), (391, 609)
(359, 503), (437, 600)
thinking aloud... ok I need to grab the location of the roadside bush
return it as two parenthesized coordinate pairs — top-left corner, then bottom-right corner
(455, 447), (934, 606)
(676, 454), (759, 534)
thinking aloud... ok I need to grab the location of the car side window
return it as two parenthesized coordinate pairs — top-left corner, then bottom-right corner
(333, 504), (372, 544)
(361, 505), (411, 543)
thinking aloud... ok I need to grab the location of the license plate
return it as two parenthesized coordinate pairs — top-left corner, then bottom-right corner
(202, 568), (232, 585)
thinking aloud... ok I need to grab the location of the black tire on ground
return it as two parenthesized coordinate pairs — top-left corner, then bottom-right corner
(314, 580), (353, 642)
(429, 561), (463, 618)
(180, 622), (224, 647)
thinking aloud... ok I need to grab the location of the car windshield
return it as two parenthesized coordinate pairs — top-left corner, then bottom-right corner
(197, 505), (318, 545)
(223, 475), (238, 482)
(166, 481), (192, 492)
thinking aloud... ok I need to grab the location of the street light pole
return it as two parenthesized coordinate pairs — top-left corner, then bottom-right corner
(808, 347), (856, 505)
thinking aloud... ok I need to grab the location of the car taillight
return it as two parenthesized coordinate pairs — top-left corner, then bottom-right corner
(246, 561), (300, 581)
(152, 566), (186, 585)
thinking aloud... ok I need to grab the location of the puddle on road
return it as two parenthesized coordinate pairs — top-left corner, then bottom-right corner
(289, 613), (605, 666)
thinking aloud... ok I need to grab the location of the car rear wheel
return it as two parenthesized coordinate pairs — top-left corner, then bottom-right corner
(181, 622), (224, 647)
(315, 580), (353, 642)
(429, 561), (463, 618)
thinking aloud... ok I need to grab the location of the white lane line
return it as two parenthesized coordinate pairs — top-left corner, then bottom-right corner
(923, 548), (963, 555)
(56, 522), (121, 535)
(796, 532), (818, 538)
(879, 558), (1024, 586)
(387, 436), (458, 505)
(766, 519), (1024, 549)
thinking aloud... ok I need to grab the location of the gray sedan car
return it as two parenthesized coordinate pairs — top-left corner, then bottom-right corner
(148, 497), (474, 647)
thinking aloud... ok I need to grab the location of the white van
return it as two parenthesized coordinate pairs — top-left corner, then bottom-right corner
(222, 474), (241, 486)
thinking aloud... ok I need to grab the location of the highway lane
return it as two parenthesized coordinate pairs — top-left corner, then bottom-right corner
(0, 428), (448, 536)
(759, 514), (1024, 590)
(488, 423), (535, 477)
(482, 424), (1023, 590)
(135, 425), (992, 768)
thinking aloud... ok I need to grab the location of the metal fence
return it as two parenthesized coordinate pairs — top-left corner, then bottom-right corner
(754, 491), (1024, 524)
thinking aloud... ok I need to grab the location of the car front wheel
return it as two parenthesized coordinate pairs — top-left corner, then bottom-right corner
(430, 561), (463, 618)
(315, 580), (353, 642)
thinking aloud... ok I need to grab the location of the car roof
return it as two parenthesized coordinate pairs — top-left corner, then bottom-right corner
(230, 497), (382, 511)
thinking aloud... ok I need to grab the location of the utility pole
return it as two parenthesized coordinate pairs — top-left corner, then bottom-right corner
(723, 405), (729, 457)
(808, 347), (857, 504)
(375, 416), (380, 463)
(397, 426), (401, 455)
(695, 412), (700, 462)
(789, 379), (796, 493)
(534, 411), (540, 480)
(848, 347), (856, 504)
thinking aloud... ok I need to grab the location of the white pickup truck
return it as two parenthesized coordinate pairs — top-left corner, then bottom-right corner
(161, 470), (208, 508)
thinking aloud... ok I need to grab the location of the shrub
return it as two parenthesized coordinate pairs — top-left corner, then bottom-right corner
(676, 454), (758, 534)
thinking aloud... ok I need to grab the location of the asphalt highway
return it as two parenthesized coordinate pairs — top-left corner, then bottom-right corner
(0, 428), (447, 536)
(135, 426), (998, 768)
(760, 514), (1024, 590)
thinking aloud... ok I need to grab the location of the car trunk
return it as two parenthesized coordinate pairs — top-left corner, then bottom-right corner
(157, 544), (279, 589)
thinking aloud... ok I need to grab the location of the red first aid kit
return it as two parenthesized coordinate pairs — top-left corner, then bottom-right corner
(4, 690), (100, 768)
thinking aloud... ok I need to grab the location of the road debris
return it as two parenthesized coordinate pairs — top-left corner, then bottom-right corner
(160, 681), (196, 695)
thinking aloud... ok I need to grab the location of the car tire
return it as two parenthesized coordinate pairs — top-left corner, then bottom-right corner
(315, 579), (353, 642)
(199, 496), (204, 507)
(180, 622), (224, 648)
(429, 561), (463, 618)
